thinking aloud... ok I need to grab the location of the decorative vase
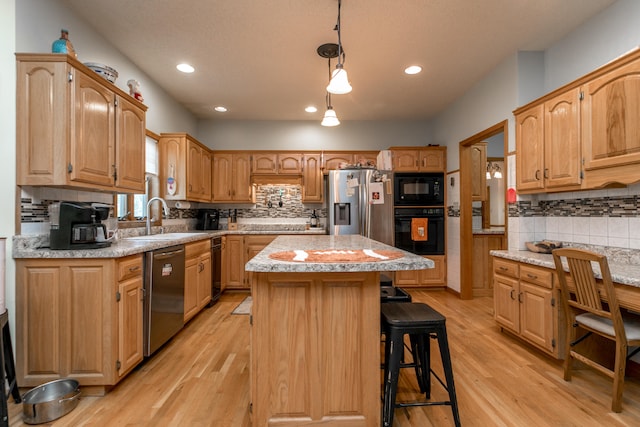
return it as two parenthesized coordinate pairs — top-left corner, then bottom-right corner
(52, 29), (77, 57)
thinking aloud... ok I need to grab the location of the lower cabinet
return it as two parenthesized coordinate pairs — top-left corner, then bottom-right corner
(16, 255), (144, 392)
(223, 235), (276, 290)
(184, 240), (212, 323)
(394, 255), (446, 287)
(492, 257), (564, 358)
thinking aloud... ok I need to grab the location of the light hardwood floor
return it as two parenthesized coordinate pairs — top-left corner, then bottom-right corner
(8, 289), (640, 426)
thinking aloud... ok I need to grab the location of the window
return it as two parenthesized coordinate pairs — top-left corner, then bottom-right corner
(116, 131), (161, 226)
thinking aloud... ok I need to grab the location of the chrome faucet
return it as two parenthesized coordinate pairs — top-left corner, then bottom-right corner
(146, 197), (170, 235)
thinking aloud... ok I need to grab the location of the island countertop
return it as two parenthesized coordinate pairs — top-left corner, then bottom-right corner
(245, 234), (434, 273)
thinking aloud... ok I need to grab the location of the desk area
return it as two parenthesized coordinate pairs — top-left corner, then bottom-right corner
(245, 235), (433, 427)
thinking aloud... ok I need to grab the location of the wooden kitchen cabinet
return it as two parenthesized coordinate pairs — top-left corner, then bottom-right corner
(471, 142), (487, 201)
(390, 147), (446, 172)
(16, 255), (144, 392)
(184, 240), (212, 323)
(493, 257), (563, 358)
(159, 133), (211, 202)
(472, 233), (505, 297)
(16, 54), (146, 193)
(223, 235), (245, 289)
(252, 152), (303, 174)
(515, 89), (582, 193)
(394, 255), (446, 287)
(582, 52), (640, 187)
(302, 153), (323, 203)
(321, 151), (378, 172)
(212, 152), (252, 202)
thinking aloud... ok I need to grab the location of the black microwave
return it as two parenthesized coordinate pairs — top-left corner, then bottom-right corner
(394, 173), (444, 206)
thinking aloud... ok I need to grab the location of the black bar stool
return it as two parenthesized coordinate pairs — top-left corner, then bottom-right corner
(381, 302), (460, 427)
(0, 310), (21, 427)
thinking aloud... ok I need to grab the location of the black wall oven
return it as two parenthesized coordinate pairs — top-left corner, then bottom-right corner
(394, 173), (444, 206)
(394, 207), (445, 255)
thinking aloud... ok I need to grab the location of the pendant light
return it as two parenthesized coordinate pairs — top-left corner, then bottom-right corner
(326, 0), (352, 95)
(321, 93), (340, 127)
(318, 43), (342, 126)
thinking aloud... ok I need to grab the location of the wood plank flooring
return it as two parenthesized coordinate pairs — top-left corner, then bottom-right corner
(8, 289), (640, 426)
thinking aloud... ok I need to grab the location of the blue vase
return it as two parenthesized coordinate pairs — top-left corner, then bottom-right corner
(52, 29), (76, 57)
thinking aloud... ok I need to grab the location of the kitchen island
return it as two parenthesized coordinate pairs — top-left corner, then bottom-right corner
(245, 235), (434, 427)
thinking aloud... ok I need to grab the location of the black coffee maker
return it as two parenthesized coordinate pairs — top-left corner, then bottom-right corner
(50, 202), (112, 250)
(196, 209), (219, 230)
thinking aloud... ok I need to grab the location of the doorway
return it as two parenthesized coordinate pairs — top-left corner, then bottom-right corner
(459, 121), (508, 300)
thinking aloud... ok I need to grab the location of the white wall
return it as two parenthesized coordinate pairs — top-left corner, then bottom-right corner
(196, 119), (433, 151)
(16, 0), (197, 135)
(0, 0), (16, 334)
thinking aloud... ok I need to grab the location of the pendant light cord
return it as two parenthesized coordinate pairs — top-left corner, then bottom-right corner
(335, 0), (346, 66)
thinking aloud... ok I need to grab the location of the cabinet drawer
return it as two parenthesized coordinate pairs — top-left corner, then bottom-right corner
(118, 255), (143, 281)
(520, 265), (553, 289)
(493, 258), (518, 278)
(186, 240), (211, 259)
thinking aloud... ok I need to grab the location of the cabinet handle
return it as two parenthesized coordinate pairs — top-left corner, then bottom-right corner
(499, 266), (508, 271)
(535, 170), (541, 180)
(527, 273), (537, 279)
(544, 168), (549, 179)
(128, 266), (140, 272)
(518, 292), (523, 303)
(510, 289), (516, 300)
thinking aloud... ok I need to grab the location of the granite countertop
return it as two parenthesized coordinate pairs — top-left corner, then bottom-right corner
(490, 249), (640, 288)
(245, 234), (434, 273)
(12, 227), (327, 259)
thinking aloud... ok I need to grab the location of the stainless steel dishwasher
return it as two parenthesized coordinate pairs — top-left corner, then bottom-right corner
(143, 244), (185, 356)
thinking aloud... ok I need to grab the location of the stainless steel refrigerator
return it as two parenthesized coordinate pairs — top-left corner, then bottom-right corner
(327, 169), (394, 246)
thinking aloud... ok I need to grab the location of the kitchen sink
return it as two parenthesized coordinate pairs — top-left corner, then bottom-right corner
(125, 232), (209, 241)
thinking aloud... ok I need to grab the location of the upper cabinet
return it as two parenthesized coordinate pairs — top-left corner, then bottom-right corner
(471, 142), (487, 201)
(16, 54), (147, 193)
(302, 153), (323, 203)
(390, 147), (446, 172)
(582, 55), (640, 187)
(321, 151), (378, 173)
(516, 89), (582, 193)
(252, 153), (303, 174)
(212, 152), (252, 202)
(158, 133), (211, 202)
(514, 48), (640, 193)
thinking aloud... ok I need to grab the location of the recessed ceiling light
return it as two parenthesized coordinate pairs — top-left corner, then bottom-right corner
(305, 106), (318, 113)
(176, 63), (195, 73)
(214, 106), (227, 112)
(404, 65), (422, 75)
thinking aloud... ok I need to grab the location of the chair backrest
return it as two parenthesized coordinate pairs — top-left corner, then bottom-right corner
(552, 248), (624, 337)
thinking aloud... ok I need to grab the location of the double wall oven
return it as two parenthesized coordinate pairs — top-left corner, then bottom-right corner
(393, 172), (445, 256)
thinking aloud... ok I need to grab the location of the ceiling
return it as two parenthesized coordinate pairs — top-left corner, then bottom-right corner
(62, 0), (615, 122)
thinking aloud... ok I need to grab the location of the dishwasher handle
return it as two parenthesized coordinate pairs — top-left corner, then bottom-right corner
(154, 248), (185, 260)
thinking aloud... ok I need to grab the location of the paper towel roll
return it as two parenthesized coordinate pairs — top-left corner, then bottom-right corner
(175, 201), (191, 209)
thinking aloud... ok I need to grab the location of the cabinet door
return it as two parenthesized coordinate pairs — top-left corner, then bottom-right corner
(70, 69), (115, 187)
(115, 95), (146, 192)
(225, 236), (246, 289)
(233, 154), (253, 202)
(354, 151), (378, 168)
(516, 104), (545, 191)
(471, 143), (487, 201)
(212, 153), (233, 202)
(519, 282), (555, 353)
(160, 135), (187, 200)
(198, 252), (212, 309)
(184, 256), (199, 322)
(544, 89), (582, 189)
(392, 150), (419, 171)
(394, 270), (421, 287)
(201, 150), (212, 201)
(493, 275), (519, 333)
(118, 275), (144, 377)
(278, 153), (303, 174)
(302, 153), (323, 203)
(420, 255), (446, 287)
(420, 149), (445, 172)
(252, 153), (278, 174)
(323, 153), (354, 172)
(582, 57), (640, 171)
(187, 141), (203, 200)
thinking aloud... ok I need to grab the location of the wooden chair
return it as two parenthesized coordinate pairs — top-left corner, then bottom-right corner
(552, 248), (640, 412)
